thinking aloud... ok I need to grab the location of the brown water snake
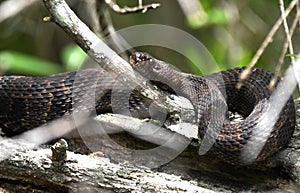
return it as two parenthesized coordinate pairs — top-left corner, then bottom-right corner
(0, 52), (296, 164)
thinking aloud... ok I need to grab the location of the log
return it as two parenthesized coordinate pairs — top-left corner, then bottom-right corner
(0, 98), (300, 192)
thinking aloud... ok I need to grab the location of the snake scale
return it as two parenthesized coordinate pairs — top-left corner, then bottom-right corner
(0, 52), (296, 164)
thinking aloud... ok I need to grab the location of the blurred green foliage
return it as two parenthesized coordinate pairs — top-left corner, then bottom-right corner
(61, 44), (87, 72)
(0, 0), (298, 76)
(0, 51), (63, 75)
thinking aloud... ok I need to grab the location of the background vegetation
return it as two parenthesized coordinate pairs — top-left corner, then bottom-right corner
(0, 0), (299, 76)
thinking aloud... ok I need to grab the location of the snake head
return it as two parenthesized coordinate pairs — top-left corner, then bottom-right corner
(130, 52), (170, 79)
(130, 52), (154, 75)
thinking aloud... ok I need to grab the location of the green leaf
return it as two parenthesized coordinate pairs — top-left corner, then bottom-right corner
(286, 54), (300, 58)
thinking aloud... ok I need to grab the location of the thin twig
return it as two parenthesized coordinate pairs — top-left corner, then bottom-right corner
(237, 0), (298, 89)
(278, 0), (300, 90)
(269, 3), (300, 89)
(276, 6), (300, 72)
(279, 0), (295, 64)
(95, 0), (135, 55)
(104, 0), (160, 14)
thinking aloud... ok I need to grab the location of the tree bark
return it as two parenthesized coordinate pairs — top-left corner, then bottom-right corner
(0, 98), (300, 192)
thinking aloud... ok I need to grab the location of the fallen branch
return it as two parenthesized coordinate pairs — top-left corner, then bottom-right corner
(1, 103), (300, 192)
(0, 138), (215, 192)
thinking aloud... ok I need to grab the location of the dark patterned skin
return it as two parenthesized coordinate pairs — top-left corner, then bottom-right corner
(0, 68), (149, 136)
(130, 52), (296, 164)
(0, 52), (296, 164)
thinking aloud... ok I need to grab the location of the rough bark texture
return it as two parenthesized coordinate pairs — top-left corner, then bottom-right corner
(0, 99), (299, 192)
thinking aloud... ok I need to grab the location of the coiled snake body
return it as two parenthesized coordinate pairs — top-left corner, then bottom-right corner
(0, 52), (296, 164)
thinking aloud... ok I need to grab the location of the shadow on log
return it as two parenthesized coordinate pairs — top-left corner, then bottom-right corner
(0, 98), (300, 192)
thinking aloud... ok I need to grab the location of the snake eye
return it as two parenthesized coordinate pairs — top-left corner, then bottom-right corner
(135, 52), (151, 62)
(141, 53), (152, 61)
